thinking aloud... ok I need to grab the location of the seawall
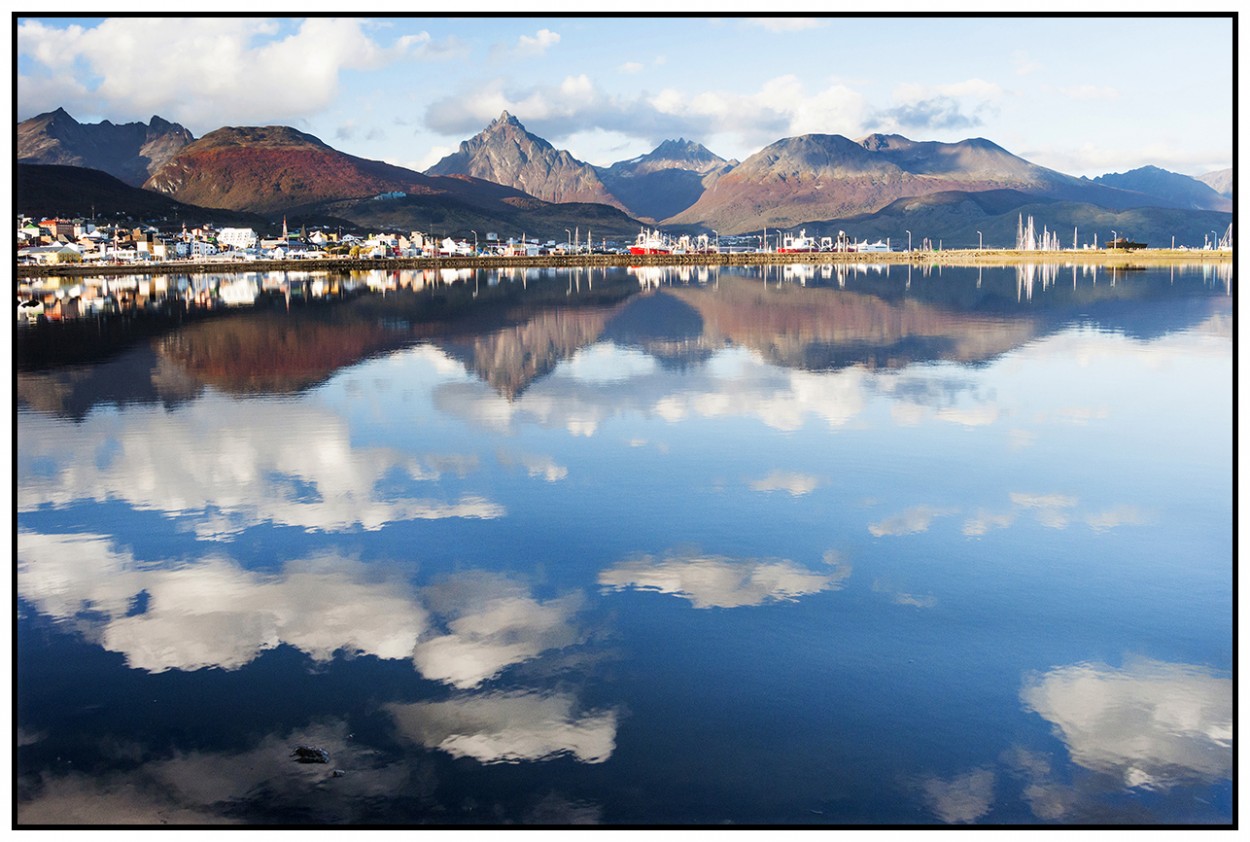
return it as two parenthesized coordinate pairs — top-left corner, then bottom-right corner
(15, 248), (1233, 280)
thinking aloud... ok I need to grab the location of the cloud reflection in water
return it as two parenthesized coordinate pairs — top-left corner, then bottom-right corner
(17, 396), (503, 537)
(413, 572), (587, 689)
(599, 549), (850, 608)
(1021, 658), (1232, 790)
(388, 690), (618, 764)
(18, 533), (588, 687)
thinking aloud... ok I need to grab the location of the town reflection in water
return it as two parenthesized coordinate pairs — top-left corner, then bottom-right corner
(16, 263), (1232, 825)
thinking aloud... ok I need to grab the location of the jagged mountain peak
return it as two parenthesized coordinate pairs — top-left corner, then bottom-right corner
(426, 113), (625, 210)
(18, 108), (195, 187)
(610, 138), (726, 172)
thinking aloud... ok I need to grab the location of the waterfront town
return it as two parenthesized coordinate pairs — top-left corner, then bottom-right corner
(15, 211), (1234, 327)
(18, 212), (1236, 267)
(16, 215), (542, 266)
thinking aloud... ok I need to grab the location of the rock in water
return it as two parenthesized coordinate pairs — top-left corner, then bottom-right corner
(291, 745), (330, 764)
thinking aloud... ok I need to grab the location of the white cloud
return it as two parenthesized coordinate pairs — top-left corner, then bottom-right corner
(894, 79), (1005, 104)
(497, 451), (568, 482)
(437, 345), (870, 437)
(388, 690), (617, 764)
(962, 510), (1016, 537)
(1084, 505), (1148, 532)
(599, 549), (850, 609)
(17, 17), (454, 132)
(565, 344), (657, 383)
(424, 73), (869, 164)
(749, 471), (821, 496)
(515, 28), (560, 57)
(1021, 658), (1232, 789)
(618, 61), (644, 74)
(412, 573), (586, 689)
(1023, 140), (1232, 180)
(920, 768), (996, 823)
(17, 531), (427, 673)
(18, 393), (503, 535)
(935, 405), (1000, 427)
(870, 78), (1005, 134)
(18, 532), (590, 686)
(1009, 492), (1078, 510)
(1009, 492), (1078, 530)
(893, 592), (938, 608)
(868, 505), (957, 537)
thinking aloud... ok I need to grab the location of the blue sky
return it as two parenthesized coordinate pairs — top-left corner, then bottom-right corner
(15, 14), (1235, 178)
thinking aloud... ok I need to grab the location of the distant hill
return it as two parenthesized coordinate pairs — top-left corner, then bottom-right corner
(426, 112), (627, 211)
(799, 188), (1230, 250)
(1197, 168), (1233, 199)
(17, 163), (268, 227)
(18, 108), (195, 186)
(1092, 165), (1231, 211)
(666, 133), (1163, 234)
(597, 138), (735, 222)
(143, 125), (471, 214)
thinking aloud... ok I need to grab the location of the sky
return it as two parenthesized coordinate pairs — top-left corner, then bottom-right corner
(13, 13), (1236, 179)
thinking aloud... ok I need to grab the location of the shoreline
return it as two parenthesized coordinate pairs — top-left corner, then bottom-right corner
(15, 248), (1234, 280)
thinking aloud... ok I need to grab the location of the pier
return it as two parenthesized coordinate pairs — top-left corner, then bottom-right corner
(15, 247), (1233, 281)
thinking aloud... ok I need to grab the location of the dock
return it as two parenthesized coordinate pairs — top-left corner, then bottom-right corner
(15, 248), (1233, 280)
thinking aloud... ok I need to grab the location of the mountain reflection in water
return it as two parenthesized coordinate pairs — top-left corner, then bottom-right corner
(16, 263), (1232, 826)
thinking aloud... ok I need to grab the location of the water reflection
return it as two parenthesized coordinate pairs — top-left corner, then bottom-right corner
(919, 768), (996, 824)
(17, 533), (427, 671)
(18, 390), (503, 537)
(1021, 658), (1232, 789)
(413, 572), (588, 689)
(388, 691), (618, 764)
(17, 531), (594, 690)
(599, 549), (850, 609)
(16, 262), (1232, 826)
(18, 718), (412, 825)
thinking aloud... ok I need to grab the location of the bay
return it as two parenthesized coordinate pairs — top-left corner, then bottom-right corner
(15, 261), (1233, 826)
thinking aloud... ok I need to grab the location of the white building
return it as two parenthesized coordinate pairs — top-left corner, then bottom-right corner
(217, 227), (259, 250)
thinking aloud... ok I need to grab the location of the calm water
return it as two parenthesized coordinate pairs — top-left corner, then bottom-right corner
(16, 262), (1233, 826)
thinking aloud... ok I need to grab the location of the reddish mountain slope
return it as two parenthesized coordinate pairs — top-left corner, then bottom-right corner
(667, 133), (1143, 233)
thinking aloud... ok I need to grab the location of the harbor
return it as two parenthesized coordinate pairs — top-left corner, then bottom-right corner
(14, 246), (1233, 281)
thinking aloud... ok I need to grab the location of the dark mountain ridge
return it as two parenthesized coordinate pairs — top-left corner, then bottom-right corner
(17, 163), (268, 227)
(1092, 165), (1231, 211)
(597, 138), (736, 222)
(18, 108), (195, 186)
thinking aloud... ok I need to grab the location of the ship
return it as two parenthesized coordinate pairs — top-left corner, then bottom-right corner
(629, 228), (672, 255)
(777, 229), (819, 253)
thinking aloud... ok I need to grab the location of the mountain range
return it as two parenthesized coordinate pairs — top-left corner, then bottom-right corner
(18, 107), (194, 186)
(16, 108), (1231, 242)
